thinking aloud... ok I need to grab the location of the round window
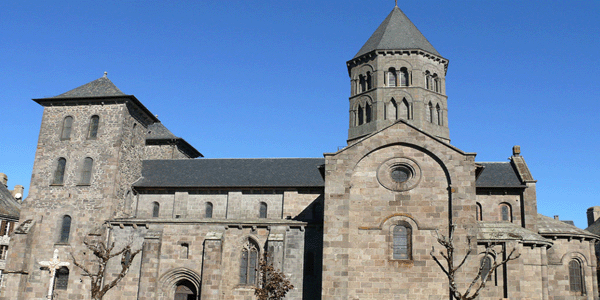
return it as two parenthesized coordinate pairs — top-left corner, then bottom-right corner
(377, 157), (422, 192)
(390, 165), (412, 183)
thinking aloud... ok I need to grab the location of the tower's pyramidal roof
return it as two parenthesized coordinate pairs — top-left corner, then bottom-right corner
(354, 6), (441, 58)
(53, 72), (126, 98)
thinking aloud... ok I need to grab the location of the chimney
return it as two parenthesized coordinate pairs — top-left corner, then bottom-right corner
(0, 173), (6, 187)
(554, 215), (559, 220)
(512, 145), (521, 156)
(12, 185), (24, 201)
(587, 206), (600, 226)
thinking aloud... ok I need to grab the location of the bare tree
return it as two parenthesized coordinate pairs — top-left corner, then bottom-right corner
(71, 236), (142, 300)
(254, 257), (294, 300)
(430, 224), (520, 300)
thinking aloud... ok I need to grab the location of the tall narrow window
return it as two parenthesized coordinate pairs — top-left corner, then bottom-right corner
(205, 202), (213, 218)
(80, 157), (93, 185)
(392, 224), (411, 260)
(388, 68), (397, 87)
(0, 245), (8, 260)
(365, 103), (372, 123)
(476, 202), (483, 221)
(60, 116), (73, 140)
(387, 99), (397, 120)
(436, 104), (442, 126)
(240, 240), (259, 285)
(366, 72), (372, 90)
(0, 220), (9, 236)
(59, 215), (71, 243)
(481, 255), (492, 280)
(358, 105), (364, 125)
(400, 68), (409, 86)
(359, 75), (366, 93)
(87, 115), (99, 139)
(500, 204), (511, 221)
(259, 202), (267, 219)
(427, 102), (433, 123)
(53, 158), (67, 185)
(433, 74), (439, 92)
(55, 267), (69, 290)
(425, 71), (431, 90)
(180, 243), (189, 259)
(152, 202), (160, 218)
(569, 259), (584, 293)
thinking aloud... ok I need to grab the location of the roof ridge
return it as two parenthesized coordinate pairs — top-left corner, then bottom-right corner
(52, 75), (126, 98)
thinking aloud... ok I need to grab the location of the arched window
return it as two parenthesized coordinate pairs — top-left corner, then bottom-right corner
(387, 99), (397, 120)
(499, 203), (511, 222)
(427, 102), (433, 123)
(152, 202), (160, 218)
(80, 157), (93, 185)
(61, 116), (73, 140)
(436, 104), (442, 126)
(569, 259), (584, 293)
(87, 115), (99, 139)
(259, 202), (267, 219)
(388, 68), (397, 87)
(425, 71), (431, 90)
(365, 103), (372, 123)
(476, 202), (483, 221)
(53, 158), (67, 185)
(55, 267), (69, 290)
(359, 75), (366, 93)
(205, 202), (213, 218)
(481, 255), (492, 281)
(433, 74), (439, 92)
(240, 240), (259, 285)
(366, 72), (372, 90)
(59, 215), (71, 243)
(358, 105), (364, 125)
(392, 223), (412, 260)
(400, 98), (409, 120)
(400, 67), (409, 86)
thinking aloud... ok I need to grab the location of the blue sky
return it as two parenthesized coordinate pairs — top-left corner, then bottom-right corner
(1, 1), (599, 228)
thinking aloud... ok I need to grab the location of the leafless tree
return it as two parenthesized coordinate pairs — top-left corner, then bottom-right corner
(430, 224), (520, 300)
(254, 257), (294, 300)
(71, 235), (142, 300)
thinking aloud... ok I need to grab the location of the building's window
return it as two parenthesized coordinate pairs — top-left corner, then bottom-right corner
(392, 223), (412, 260)
(55, 267), (69, 290)
(433, 74), (439, 92)
(481, 255), (492, 280)
(53, 158), (67, 185)
(60, 116), (73, 140)
(436, 104), (442, 126)
(569, 259), (584, 294)
(152, 202), (160, 218)
(401, 98), (409, 120)
(476, 202), (483, 221)
(387, 99), (397, 120)
(358, 105), (364, 125)
(0, 245), (8, 260)
(425, 71), (431, 90)
(359, 75), (366, 93)
(240, 240), (259, 285)
(87, 115), (99, 139)
(365, 103), (372, 123)
(259, 202), (267, 219)
(80, 157), (93, 185)
(180, 243), (189, 259)
(499, 203), (511, 222)
(0, 221), (10, 236)
(388, 68), (397, 87)
(400, 67), (409, 86)
(366, 72), (372, 90)
(59, 215), (71, 243)
(205, 202), (213, 218)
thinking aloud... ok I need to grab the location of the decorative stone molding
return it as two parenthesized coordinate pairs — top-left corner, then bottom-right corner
(377, 157), (422, 192)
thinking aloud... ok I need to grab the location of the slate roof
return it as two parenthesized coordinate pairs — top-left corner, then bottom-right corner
(538, 214), (599, 239)
(0, 185), (20, 219)
(53, 74), (125, 98)
(147, 122), (178, 140)
(134, 158), (325, 188)
(585, 218), (600, 235)
(477, 221), (550, 245)
(476, 162), (524, 188)
(354, 6), (441, 58)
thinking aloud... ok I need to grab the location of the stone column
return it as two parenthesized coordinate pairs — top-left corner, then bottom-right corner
(137, 230), (162, 300)
(201, 232), (223, 300)
(541, 246), (549, 300)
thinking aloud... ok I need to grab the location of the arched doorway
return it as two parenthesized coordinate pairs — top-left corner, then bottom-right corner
(174, 279), (197, 300)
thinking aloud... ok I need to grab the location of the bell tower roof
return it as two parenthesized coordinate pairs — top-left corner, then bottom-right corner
(354, 6), (441, 58)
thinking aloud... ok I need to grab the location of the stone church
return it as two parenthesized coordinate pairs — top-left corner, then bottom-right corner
(2, 5), (598, 300)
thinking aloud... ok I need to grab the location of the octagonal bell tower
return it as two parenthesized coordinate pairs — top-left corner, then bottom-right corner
(347, 5), (450, 144)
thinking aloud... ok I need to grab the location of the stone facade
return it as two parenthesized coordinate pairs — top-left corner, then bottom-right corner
(2, 5), (599, 300)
